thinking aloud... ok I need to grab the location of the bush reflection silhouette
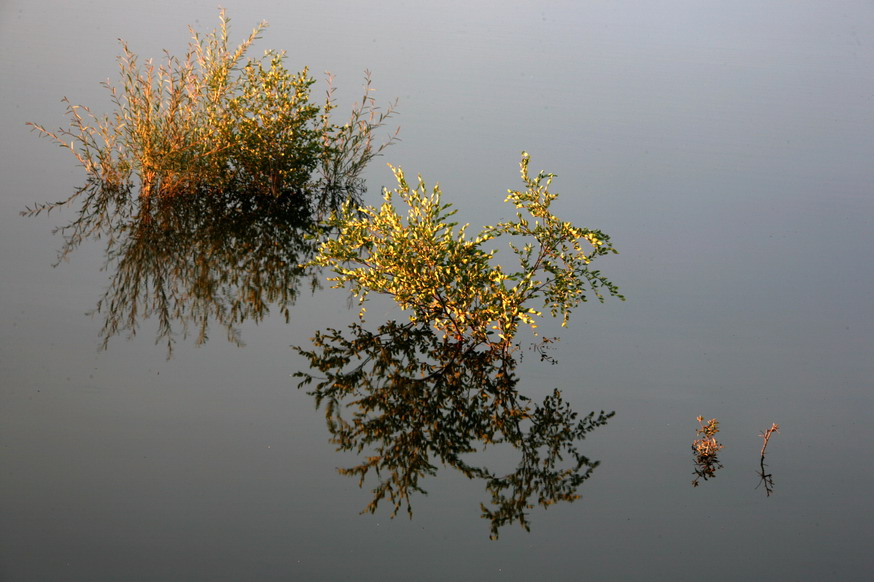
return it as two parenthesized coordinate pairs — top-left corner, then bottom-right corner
(295, 320), (613, 539)
(92, 184), (328, 354)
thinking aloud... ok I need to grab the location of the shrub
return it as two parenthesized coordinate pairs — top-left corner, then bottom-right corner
(24, 10), (397, 240)
(22, 11), (397, 350)
(312, 152), (624, 351)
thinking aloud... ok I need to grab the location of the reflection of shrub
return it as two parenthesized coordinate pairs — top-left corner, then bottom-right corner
(94, 187), (321, 355)
(313, 153), (623, 352)
(26, 9), (396, 204)
(295, 320), (614, 539)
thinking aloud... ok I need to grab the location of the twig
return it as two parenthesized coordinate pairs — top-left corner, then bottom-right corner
(759, 423), (779, 457)
(756, 423), (779, 496)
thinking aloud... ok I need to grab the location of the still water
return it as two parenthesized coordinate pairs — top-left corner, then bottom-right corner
(2, 1), (873, 580)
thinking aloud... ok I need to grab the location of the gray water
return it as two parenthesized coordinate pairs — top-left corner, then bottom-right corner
(2, 1), (873, 580)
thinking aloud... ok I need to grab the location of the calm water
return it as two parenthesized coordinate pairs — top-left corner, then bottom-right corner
(2, 1), (874, 580)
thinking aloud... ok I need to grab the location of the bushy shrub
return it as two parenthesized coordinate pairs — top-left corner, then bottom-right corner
(313, 152), (623, 352)
(25, 9), (397, 219)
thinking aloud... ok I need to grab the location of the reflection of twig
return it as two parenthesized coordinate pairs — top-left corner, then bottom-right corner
(756, 423), (779, 496)
(756, 457), (775, 496)
(525, 336), (559, 365)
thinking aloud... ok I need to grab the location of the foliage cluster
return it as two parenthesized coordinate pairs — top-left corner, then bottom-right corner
(22, 10), (398, 351)
(298, 152), (623, 536)
(24, 9), (397, 224)
(692, 416), (725, 486)
(24, 10), (626, 536)
(313, 153), (624, 352)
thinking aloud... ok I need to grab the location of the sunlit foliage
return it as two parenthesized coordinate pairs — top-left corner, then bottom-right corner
(23, 9), (397, 254)
(312, 153), (623, 352)
(22, 11), (397, 352)
(692, 416), (725, 486)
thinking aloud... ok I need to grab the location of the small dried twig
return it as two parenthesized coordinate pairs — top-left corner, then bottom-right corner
(759, 423), (779, 457)
(756, 423), (779, 496)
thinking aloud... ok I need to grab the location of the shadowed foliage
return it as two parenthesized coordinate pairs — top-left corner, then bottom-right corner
(295, 320), (613, 539)
(93, 183), (321, 354)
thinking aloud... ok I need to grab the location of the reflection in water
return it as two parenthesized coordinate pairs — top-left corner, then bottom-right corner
(756, 458), (775, 496)
(24, 169), (379, 354)
(295, 321), (613, 539)
(90, 185), (323, 353)
(692, 450), (724, 486)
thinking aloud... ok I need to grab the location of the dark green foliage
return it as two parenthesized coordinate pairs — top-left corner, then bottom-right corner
(295, 320), (613, 538)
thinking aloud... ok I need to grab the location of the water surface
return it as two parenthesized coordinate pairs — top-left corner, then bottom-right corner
(2, 1), (873, 580)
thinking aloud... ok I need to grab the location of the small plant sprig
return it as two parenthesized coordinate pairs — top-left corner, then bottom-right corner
(693, 416), (724, 456)
(759, 423), (779, 458)
(312, 152), (623, 352)
(692, 416), (725, 486)
(757, 423), (779, 496)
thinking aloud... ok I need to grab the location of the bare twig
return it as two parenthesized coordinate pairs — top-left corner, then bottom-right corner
(756, 423), (779, 496)
(759, 423), (779, 457)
